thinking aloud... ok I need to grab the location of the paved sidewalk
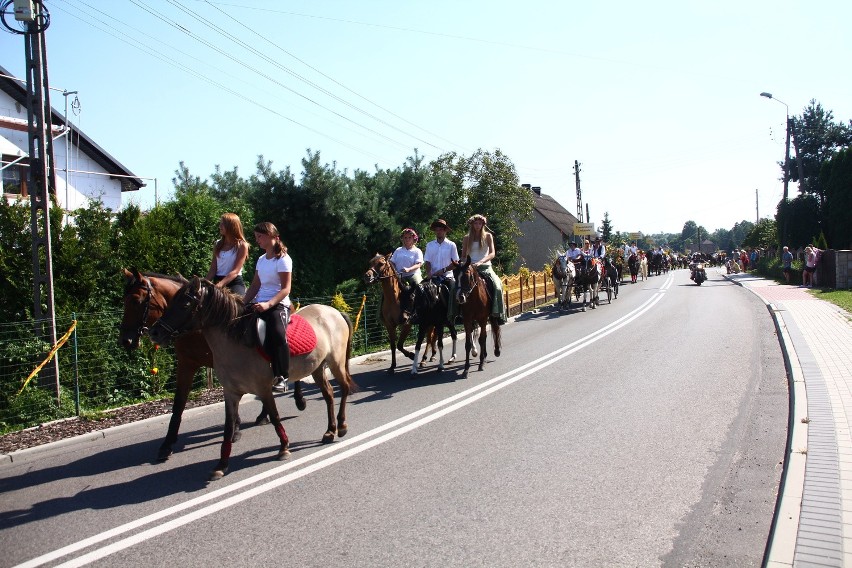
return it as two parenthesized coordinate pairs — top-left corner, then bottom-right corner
(724, 270), (852, 567)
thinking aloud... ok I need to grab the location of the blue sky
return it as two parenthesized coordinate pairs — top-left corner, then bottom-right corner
(2, 0), (850, 235)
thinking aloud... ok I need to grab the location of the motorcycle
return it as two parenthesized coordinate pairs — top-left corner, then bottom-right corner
(690, 261), (707, 285)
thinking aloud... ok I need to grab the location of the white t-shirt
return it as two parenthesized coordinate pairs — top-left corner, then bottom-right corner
(254, 253), (292, 306)
(567, 248), (583, 260)
(391, 246), (423, 278)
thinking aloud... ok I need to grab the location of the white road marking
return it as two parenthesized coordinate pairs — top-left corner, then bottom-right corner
(15, 277), (673, 568)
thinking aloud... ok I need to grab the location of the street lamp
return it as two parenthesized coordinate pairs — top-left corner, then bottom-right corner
(761, 92), (793, 248)
(760, 92), (791, 201)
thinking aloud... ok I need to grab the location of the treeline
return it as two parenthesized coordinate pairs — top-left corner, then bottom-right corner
(0, 148), (534, 322)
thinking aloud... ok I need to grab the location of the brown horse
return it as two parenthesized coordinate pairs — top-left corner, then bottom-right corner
(363, 253), (416, 372)
(148, 277), (357, 480)
(118, 268), (306, 462)
(456, 256), (502, 376)
(364, 254), (459, 371)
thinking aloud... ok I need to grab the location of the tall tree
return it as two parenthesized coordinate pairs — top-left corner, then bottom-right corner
(430, 148), (534, 272)
(789, 101), (852, 205)
(820, 147), (852, 249)
(600, 212), (613, 242)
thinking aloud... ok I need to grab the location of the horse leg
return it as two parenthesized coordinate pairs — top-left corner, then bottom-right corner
(211, 393), (242, 481)
(312, 366), (338, 443)
(436, 323), (446, 372)
(447, 324), (457, 364)
(396, 323), (415, 361)
(386, 324), (398, 373)
(477, 319), (488, 371)
(158, 359), (196, 461)
(463, 319), (472, 377)
(293, 380), (306, 411)
(490, 315), (502, 358)
(411, 327), (427, 375)
(258, 391), (290, 461)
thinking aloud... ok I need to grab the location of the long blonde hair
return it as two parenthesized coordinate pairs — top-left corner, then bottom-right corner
(214, 213), (246, 254)
(465, 214), (490, 249)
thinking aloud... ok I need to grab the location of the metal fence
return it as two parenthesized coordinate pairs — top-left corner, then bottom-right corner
(0, 272), (554, 434)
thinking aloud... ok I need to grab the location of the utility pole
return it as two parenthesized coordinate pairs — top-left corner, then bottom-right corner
(574, 160), (583, 223)
(756, 189), (759, 223)
(4, 1), (61, 395)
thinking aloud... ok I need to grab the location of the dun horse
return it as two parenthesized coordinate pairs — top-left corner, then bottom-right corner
(119, 269), (306, 461)
(456, 257), (502, 375)
(148, 276), (357, 480)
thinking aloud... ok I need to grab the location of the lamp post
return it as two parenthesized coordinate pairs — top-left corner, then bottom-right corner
(761, 92), (791, 247)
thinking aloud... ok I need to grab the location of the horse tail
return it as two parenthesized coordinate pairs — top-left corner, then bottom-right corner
(339, 311), (360, 393)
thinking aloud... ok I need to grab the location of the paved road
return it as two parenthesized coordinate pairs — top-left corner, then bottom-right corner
(0, 269), (788, 567)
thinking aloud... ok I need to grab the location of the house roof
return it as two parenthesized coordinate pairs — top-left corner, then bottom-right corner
(0, 64), (144, 191)
(532, 190), (578, 234)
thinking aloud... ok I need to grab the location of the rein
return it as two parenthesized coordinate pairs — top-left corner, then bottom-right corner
(128, 276), (153, 340)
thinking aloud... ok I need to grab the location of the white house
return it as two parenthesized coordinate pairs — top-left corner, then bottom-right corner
(0, 63), (143, 211)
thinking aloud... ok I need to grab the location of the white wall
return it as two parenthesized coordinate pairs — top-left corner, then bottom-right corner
(1, 89), (123, 211)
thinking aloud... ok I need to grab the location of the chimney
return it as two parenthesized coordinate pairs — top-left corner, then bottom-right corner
(532, 186), (541, 196)
(521, 183), (531, 190)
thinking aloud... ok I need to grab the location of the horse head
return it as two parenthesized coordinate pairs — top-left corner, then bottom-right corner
(119, 267), (157, 350)
(149, 276), (207, 345)
(456, 256), (479, 306)
(552, 255), (567, 280)
(364, 253), (395, 285)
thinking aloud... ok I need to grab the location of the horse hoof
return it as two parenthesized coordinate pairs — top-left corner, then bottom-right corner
(295, 396), (307, 412)
(385, 367), (395, 374)
(338, 424), (348, 437)
(157, 447), (173, 462)
(495, 349), (501, 357)
(255, 414), (269, 426)
(231, 430), (242, 443)
(277, 448), (291, 460)
(403, 352), (414, 360)
(322, 432), (335, 444)
(478, 364), (485, 371)
(209, 468), (226, 481)
(447, 355), (456, 363)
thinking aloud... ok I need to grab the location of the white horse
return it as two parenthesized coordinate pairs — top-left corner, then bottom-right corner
(551, 253), (576, 310)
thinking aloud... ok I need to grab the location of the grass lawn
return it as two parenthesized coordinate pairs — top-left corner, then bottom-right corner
(811, 288), (852, 317)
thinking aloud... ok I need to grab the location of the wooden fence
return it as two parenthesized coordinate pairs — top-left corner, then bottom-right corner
(502, 271), (555, 317)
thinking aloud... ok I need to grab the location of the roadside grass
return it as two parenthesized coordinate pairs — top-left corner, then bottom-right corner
(811, 288), (852, 317)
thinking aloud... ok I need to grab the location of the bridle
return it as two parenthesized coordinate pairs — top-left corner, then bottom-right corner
(151, 282), (204, 340)
(126, 276), (153, 341)
(457, 265), (482, 304)
(365, 256), (399, 284)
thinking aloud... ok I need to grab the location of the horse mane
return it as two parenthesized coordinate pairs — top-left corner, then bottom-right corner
(192, 279), (257, 347)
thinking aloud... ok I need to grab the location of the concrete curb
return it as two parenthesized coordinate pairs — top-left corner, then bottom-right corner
(723, 271), (804, 567)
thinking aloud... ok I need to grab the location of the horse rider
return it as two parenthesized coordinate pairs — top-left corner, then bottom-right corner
(566, 241), (583, 262)
(243, 221), (292, 393)
(423, 218), (460, 320)
(391, 228), (424, 285)
(460, 214), (507, 324)
(592, 236), (607, 260)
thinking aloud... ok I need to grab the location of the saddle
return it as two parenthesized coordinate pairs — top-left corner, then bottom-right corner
(253, 312), (317, 360)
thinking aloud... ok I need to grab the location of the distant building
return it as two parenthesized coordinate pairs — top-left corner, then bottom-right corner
(0, 63), (143, 211)
(699, 239), (716, 255)
(513, 185), (578, 272)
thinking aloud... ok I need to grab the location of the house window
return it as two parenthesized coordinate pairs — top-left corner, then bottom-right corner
(2, 154), (28, 197)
